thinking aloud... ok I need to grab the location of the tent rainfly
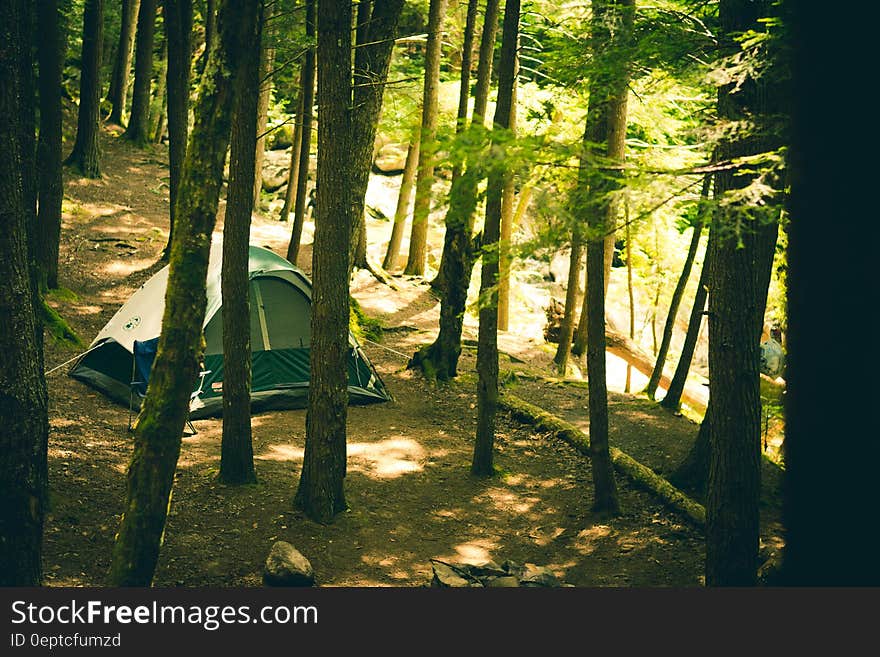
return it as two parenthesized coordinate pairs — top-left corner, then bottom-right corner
(70, 242), (391, 418)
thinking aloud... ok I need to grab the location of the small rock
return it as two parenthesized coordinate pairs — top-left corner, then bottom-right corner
(467, 560), (508, 578)
(486, 576), (520, 588)
(263, 541), (315, 587)
(431, 561), (472, 588)
(373, 143), (408, 174)
(519, 563), (560, 587)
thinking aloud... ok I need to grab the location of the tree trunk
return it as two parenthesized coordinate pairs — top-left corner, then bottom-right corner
(403, 0), (448, 276)
(294, 0), (355, 524)
(219, 1), (261, 486)
(646, 174), (710, 399)
(0, 0), (49, 587)
(473, 0), (519, 477)
(65, 0), (103, 177)
(382, 135), (419, 270)
(408, 0), (500, 380)
(108, 0), (258, 586)
(286, 0), (315, 266)
(553, 228), (583, 373)
(660, 227), (711, 412)
(161, 0), (193, 261)
(279, 70), (304, 224)
(150, 34), (168, 143)
(497, 45), (518, 331)
(37, 0), (65, 290)
(252, 6), (274, 211)
(125, 0), (157, 146)
(108, 0), (141, 125)
(624, 199), (634, 392)
(704, 0), (783, 588)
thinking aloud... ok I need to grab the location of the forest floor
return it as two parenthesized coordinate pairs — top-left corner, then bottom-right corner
(41, 125), (783, 587)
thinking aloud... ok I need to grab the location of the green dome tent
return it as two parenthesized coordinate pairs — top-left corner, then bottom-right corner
(70, 242), (391, 418)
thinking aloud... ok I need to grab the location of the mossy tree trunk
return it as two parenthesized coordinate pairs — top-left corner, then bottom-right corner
(124, 0), (157, 147)
(645, 174), (711, 399)
(37, 0), (66, 290)
(161, 0), (193, 261)
(108, 0), (141, 125)
(473, 0), (519, 477)
(409, 0), (500, 381)
(220, 1), (262, 486)
(108, 0), (259, 586)
(403, 0), (448, 276)
(150, 34), (168, 143)
(286, 0), (315, 266)
(0, 0), (49, 586)
(65, 0), (103, 178)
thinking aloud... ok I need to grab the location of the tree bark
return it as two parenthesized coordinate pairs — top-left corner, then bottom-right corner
(252, 6), (275, 211)
(382, 135), (419, 270)
(37, 0), (65, 290)
(294, 0), (354, 524)
(219, 1), (261, 486)
(497, 45), (518, 331)
(408, 0), (500, 380)
(473, 0), (519, 477)
(646, 174), (711, 399)
(624, 199), (634, 392)
(553, 228), (583, 373)
(286, 0), (315, 266)
(403, 0), (449, 276)
(108, 0), (141, 125)
(162, 0), (193, 261)
(279, 69), (304, 224)
(125, 0), (158, 147)
(108, 0), (258, 586)
(0, 0), (49, 587)
(66, 0), (103, 177)
(150, 34), (168, 142)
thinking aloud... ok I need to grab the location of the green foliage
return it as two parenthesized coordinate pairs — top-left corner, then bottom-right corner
(41, 300), (83, 348)
(349, 296), (383, 344)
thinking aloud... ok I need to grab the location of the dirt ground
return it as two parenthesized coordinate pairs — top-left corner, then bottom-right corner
(41, 127), (782, 587)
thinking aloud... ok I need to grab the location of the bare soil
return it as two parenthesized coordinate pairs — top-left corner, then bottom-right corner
(41, 127), (782, 587)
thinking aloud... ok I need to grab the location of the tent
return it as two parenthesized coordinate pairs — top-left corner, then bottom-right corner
(70, 242), (391, 418)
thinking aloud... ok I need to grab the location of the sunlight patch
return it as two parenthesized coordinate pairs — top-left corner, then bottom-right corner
(257, 444), (305, 462)
(347, 438), (424, 479)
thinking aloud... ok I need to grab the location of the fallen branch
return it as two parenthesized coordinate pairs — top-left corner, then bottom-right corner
(499, 392), (706, 529)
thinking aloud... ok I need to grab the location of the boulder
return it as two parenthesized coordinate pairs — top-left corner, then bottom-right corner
(373, 142), (409, 175)
(430, 560), (476, 588)
(266, 123), (295, 151)
(262, 168), (289, 192)
(263, 541), (315, 587)
(486, 576), (520, 588)
(519, 563), (560, 587)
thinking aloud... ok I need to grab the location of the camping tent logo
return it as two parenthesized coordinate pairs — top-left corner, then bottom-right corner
(123, 316), (141, 331)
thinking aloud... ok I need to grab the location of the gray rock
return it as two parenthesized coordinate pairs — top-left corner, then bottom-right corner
(431, 561), (474, 588)
(262, 168), (289, 192)
(519, 563), (560, 587)
(486, 575), (520, 588)
(373, 143), (408, 174)
(263, 541), (315, 587)
(467, 560), (508, 578)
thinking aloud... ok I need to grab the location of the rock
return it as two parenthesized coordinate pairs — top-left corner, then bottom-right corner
(266, 123), (295, 150)
(519, 563), (560, 587)
(263, 541), (315, 587)
(262, 168), (289, 192)
(431, 560), (474, 588)
(467, 560), (508, 579)
(373, 142), (409, 175)
(486, 576), (520, 588)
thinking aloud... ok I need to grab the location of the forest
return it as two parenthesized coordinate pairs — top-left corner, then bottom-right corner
(0, 0), (875, 591)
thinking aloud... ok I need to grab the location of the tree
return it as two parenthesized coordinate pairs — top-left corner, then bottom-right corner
(583, 0), (635, 514)
(109, 0), (260, 586)
(66, 0), (103, 177)
(403, 0), (449, 276)
(279, 69), (304, 224)
(162, 0), (193, 260)
(295, 0), (404, 523)
(645, 174), (710, 399)
(108, 0), (141, 125)
(36, 0), (66, 290)
(219, 0), (263, 486)
(149, 34), (168, 142)
(382, 134), (419, 270)
(286, 0), (315, 266)
(473, 0), (519, 477)
(0, 0), (49, 586)
(705, 0), (783, 587)
(252, 5), (275, 211)
(124, 0), (158, 146)
(408, 0), (501, 381)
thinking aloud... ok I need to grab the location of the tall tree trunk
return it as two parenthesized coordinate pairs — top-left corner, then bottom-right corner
(408, 0), (501, 380)
(279, 70), (304, 224)
(108, 0), (141, 125)
(473, 0), (519, 476)
(660, 228), (711, 411)
(294, 0), (354, 524)
(65, 0), (103, 177)
(286, 0), (315, 266)
(403, 0), (448, 276)
(125, 0), (158, 146)
(37, 0), (65, 290)
(0, 0), (49, 587)
(705, 0), (783, 588)
(553, 227), (583, 373)
(624, 198), (634, 392)
(150, 34), (168, 142)
(108, 0), (258, 586)
(497, 45), (518, 331)
(220, 1), (262, 486)
(646, 174), (711, 399)
(162, 0), (193, 261)
(252, 5), (274, 211)
(382, 135), (419, 270)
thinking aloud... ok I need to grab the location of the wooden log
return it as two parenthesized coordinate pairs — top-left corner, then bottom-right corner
(499, 391), (706, 529)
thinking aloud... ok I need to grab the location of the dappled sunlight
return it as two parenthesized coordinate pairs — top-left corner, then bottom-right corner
(571, 524), (613, 555)
(101, 258), (160, 278)
(256, 443), (305, 463)
(452, 538), (498, 564)
(485, 486), (540, 515)
(348, 438), (425, 479)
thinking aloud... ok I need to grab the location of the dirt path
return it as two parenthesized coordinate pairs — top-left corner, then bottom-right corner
(42, 127), (734, 587)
